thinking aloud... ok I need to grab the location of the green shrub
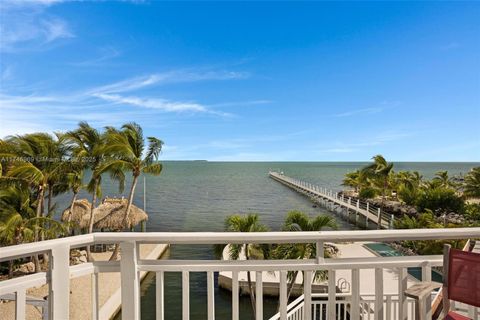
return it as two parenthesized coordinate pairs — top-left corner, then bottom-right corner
(397, 185), (419, 205)
(465, 204), (480, 224)
(359, 187), (377, 199)
(416, 188), (464, 214)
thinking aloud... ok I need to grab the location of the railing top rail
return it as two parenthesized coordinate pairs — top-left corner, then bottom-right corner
(93, 228), (480, 243)
(1, 228), (479, 262)
(136, 255), (443, 272)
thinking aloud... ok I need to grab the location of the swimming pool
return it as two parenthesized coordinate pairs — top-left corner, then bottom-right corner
(363, 243), (443, 283)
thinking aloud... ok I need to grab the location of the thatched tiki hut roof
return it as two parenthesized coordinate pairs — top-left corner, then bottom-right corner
(62, 198), (148, 230)
(61, 199), (93, 229)
(93, 198), (148, 230)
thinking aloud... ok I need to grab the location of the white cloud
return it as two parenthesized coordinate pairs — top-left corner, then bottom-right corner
(90, 70), (249, 94)
(332, 107), (384, 118)
(0, 0), (73, 52)
(93, 93), (208, 113)
(211, 100), (272, 108)
(42, 18), (73, 42)
(70, 46), (121, 67)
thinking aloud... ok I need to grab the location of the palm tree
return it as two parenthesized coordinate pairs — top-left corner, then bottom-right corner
(103, 123), (163, 229)
(224, 214), (268, 319)
(3, 133), (68, 270)
(342, 170), (364, 193)
(432, 171), (456, 189)
(274, 211), (337, 302)
(65, 168), (84, 234)
(63, 122), (125, 260)
(0, 186), (66, 277)
(361, 155), (394, 228)
(99, 123), (163, 260)
(464, 167), (480, 198)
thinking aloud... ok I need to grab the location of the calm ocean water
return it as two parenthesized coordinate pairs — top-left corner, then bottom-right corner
(56, 161), (478, 319)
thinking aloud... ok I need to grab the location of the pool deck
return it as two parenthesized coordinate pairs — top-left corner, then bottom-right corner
(334, 242), (419, 295)
(219, 242), (421, 296)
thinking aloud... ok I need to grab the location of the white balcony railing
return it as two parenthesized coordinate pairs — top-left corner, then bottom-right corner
(1, 228), (480, 320)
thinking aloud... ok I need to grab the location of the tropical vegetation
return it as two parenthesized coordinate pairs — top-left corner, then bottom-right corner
(342, 155), (479, 222)
(0, 121), (163, 275)
(342, 155), (480, 254)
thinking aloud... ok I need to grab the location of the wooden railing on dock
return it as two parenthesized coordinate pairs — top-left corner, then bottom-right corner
(269, 171), (394, 229)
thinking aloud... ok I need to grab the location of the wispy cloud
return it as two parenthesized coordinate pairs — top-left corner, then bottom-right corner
(90, 70), (249, 94)
(0, 0), (74, 52)
(0, 66), (253, 136)
(211, 100), (273, 108)
(93, 93), (208, 113)
(332, 107), (384, 118)
(70, 46), (121, 67)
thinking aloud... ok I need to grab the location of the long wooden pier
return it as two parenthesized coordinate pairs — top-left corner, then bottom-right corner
(269, 171), (394, 229)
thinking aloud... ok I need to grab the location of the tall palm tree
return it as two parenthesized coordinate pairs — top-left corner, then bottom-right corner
(361, 155), (394, 228)
(102, 123), (163, 229)
(225, 214), (268, 319)
(3, 133), (67, 270)
(99, 123), (163, 260)
(65, 168), (84, 234)
(64, 122), (125, 260)
(463, 167), (480, 198)
(274, 211), (337, 301)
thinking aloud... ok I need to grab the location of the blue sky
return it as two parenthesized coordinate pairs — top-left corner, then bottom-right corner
(1, 1), (479, 161)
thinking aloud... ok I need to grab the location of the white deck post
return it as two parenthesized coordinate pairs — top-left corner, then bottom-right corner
(91, 273), (99, 320)
(120, 241), (140, 320)
(15, 289), (26, 320)
(255, 271), (263, 320)
(316, 241), (324, 264)
(375, 268), (384, 320)
(350, 269), (360, 320)
(328, 270), (336, 319)
(304, 271), (313, 320)
(232, 271), (239, 320)
(182, 271), (190, 320)
(367, 202), (370, 212)
(279, 271), (287, 320)
(207, 271), (215, 320)
(50, 244), (70, 320)
(156, 271), (164, 320)
(398, 268), (408, 320)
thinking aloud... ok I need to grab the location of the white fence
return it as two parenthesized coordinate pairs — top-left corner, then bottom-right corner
(1, 228), (480, 320)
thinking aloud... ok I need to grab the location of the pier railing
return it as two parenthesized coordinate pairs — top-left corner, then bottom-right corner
(269, 171), (394, 229)
(1, 228), (480, 320)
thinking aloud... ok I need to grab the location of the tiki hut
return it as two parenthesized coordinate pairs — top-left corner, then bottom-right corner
(61, 199), (93, 229)
(93, 198), (148, 230)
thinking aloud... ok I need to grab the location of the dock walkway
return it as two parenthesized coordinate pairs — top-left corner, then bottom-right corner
(269, 171), (394, 229)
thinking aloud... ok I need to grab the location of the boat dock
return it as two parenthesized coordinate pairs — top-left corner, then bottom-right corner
(269, 171), (394, 229)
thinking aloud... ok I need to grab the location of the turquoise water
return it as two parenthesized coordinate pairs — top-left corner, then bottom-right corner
(53, 161), (478, 319)
(363, 243), (443, 283)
